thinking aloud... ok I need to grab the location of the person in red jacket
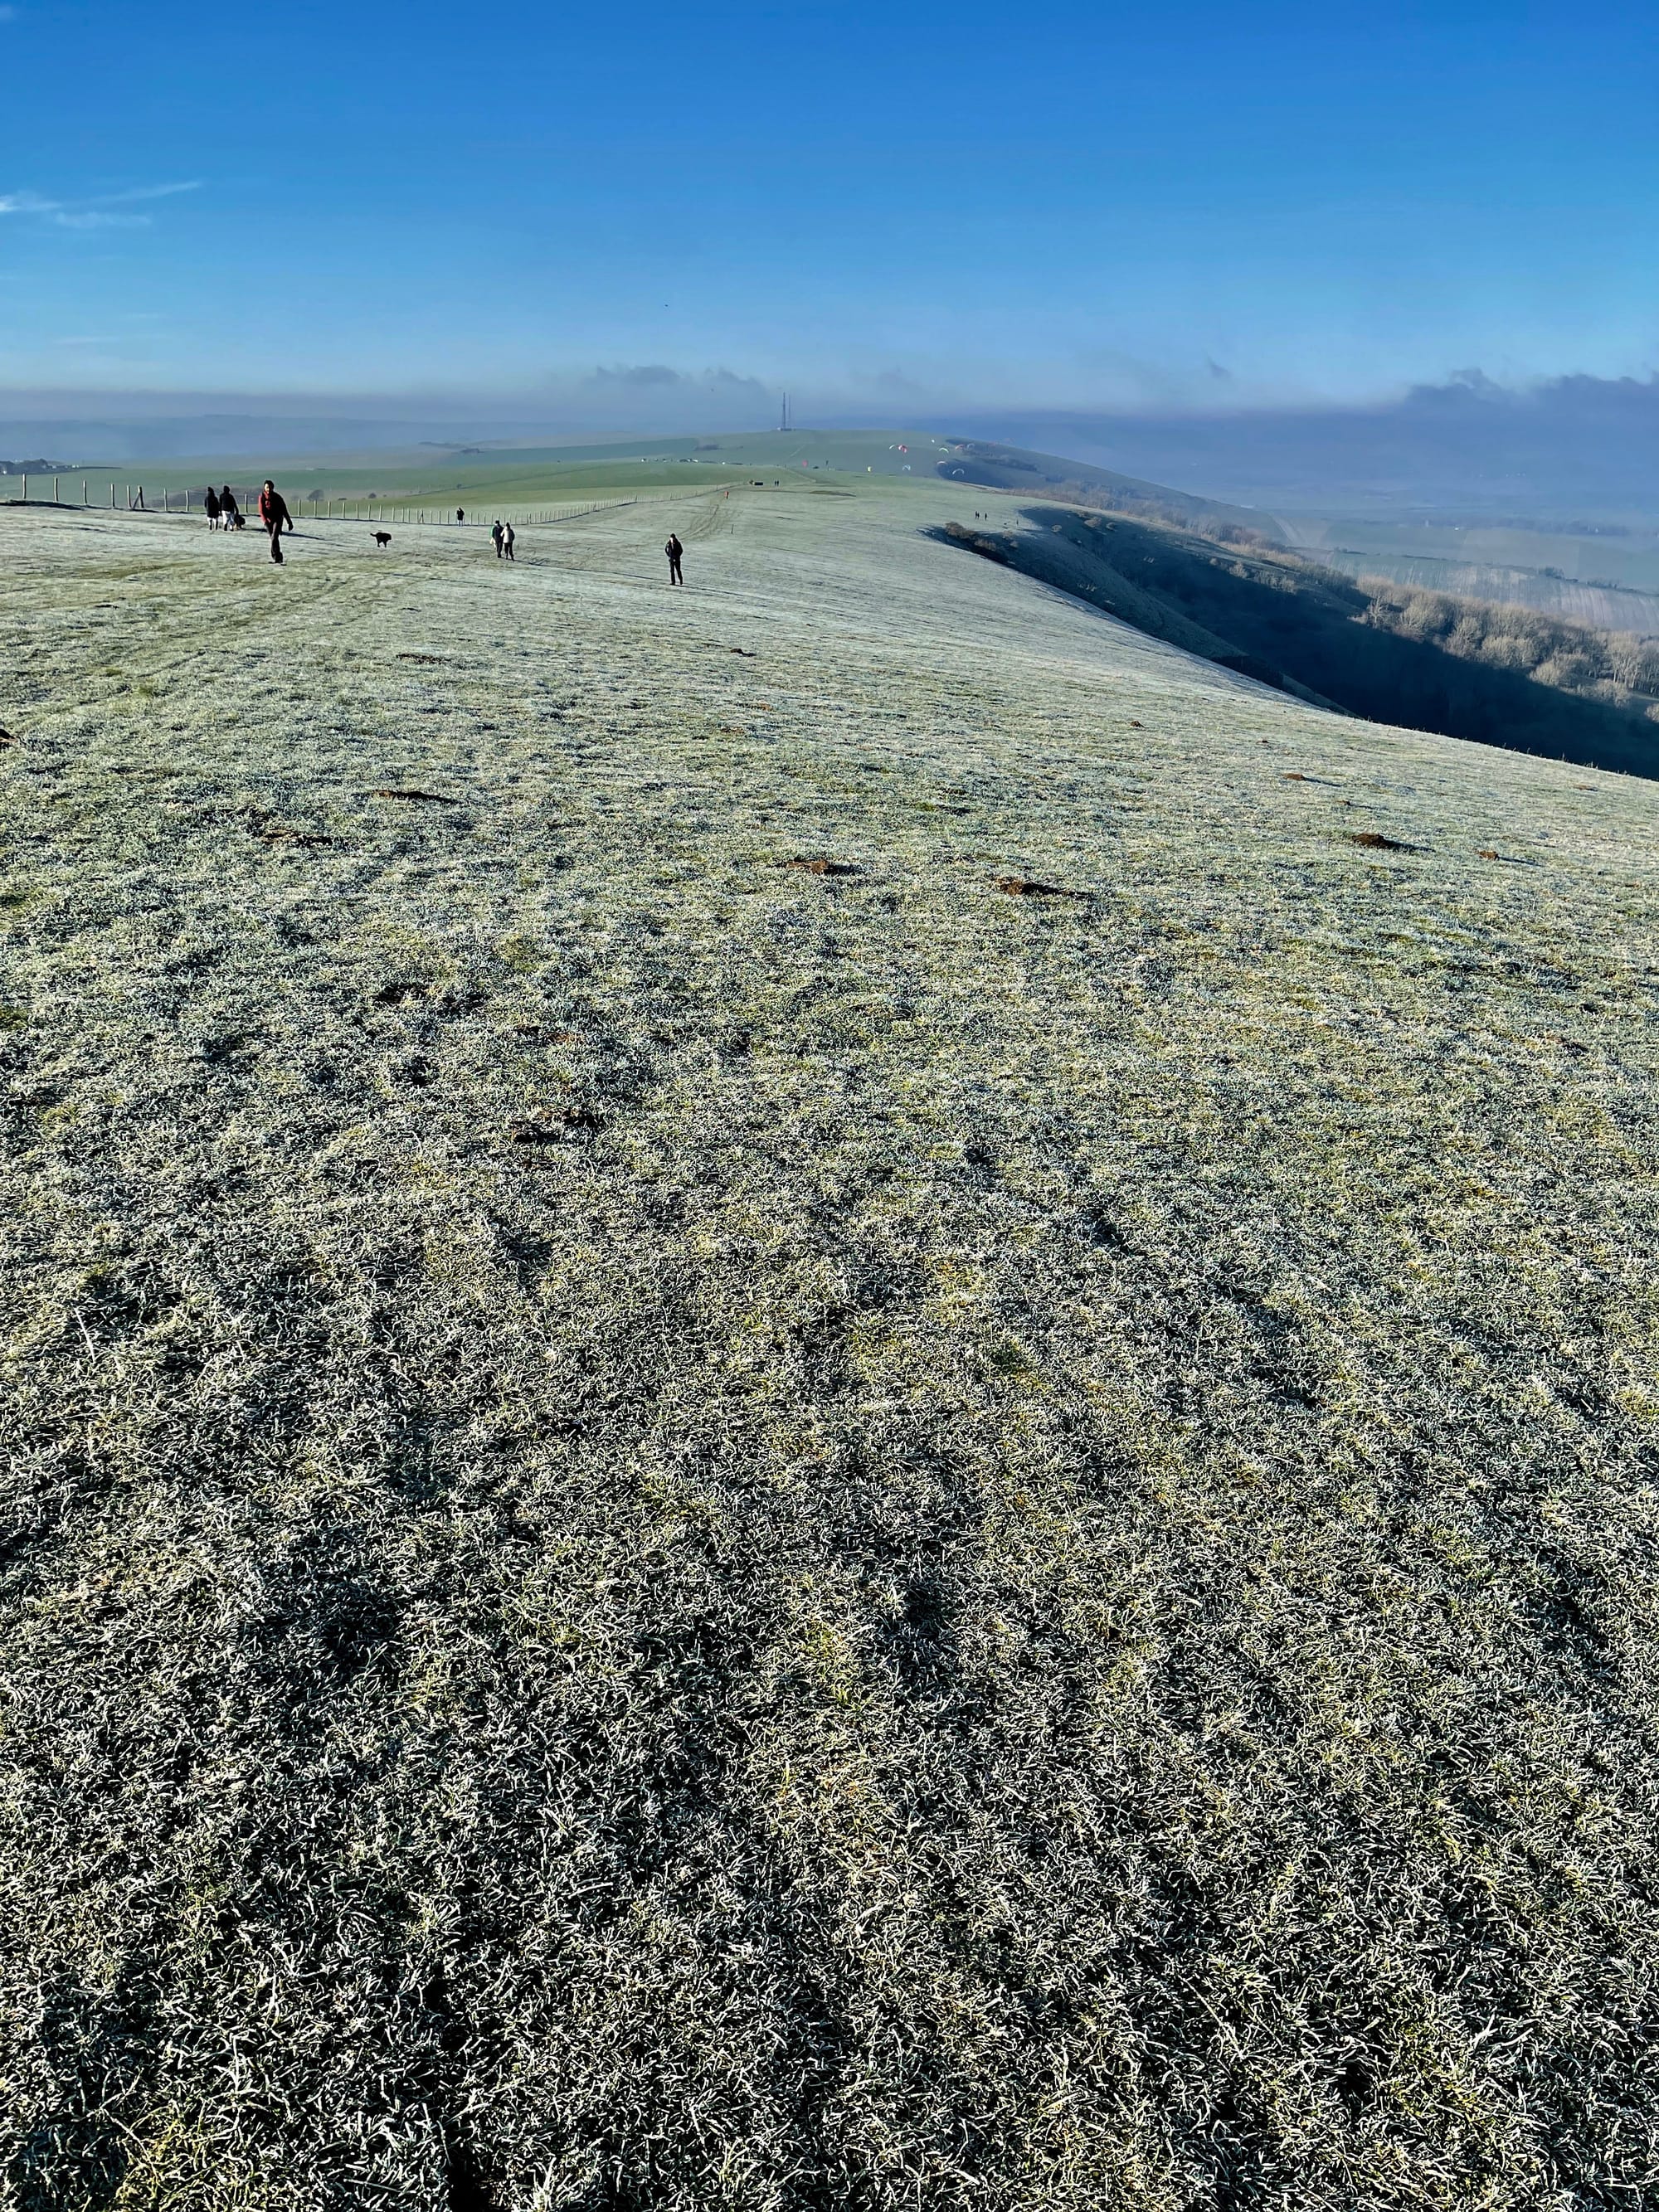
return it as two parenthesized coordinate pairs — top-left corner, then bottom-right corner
(258, 479), (294, 565)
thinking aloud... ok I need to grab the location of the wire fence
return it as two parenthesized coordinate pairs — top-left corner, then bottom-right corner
(0, 478), (639, 528)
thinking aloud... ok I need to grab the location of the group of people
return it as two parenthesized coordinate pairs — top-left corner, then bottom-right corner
(202, 480), (302, 567)
(217, 477), (691, 584)
(202, 485), (245, 532)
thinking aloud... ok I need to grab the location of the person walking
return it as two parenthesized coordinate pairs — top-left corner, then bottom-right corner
(258, 479), (294, 566)
(204, 485), (221, 531)
(491, 520), (504, 558)
(221, 485), (242, 531)
(665, 531), (684, 586)
(456, 507), (465, 527)
(501, 521), (515, 562)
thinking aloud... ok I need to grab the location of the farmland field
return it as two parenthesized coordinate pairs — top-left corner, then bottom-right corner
(0, 430), (977, 521)
(1295, 551), (1659, 637)
(2, 481), (1657, 2209)
(1280, 515), (1659, 632)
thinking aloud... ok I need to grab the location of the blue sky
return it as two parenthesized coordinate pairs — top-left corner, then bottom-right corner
(1, 0), (1655, 416)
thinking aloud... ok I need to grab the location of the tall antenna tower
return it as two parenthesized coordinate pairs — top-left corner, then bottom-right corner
(779, 391), (791, 432)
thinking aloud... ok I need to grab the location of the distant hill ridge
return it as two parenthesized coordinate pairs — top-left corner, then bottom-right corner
(932, 436), (1282, 542)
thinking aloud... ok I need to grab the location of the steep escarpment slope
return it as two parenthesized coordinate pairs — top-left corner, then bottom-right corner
(941, 505), (1659, 777)
(2, 485), (1656, 2210)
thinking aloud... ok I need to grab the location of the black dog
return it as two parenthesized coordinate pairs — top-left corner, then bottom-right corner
(371, 531), (392, 550)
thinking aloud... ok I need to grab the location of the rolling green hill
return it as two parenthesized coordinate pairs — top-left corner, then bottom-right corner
(0, 430), (959, 513)
(0, 429), (1283, 537)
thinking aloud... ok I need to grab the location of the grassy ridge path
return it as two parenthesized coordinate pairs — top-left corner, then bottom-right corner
(2, 487), (1657, 2207)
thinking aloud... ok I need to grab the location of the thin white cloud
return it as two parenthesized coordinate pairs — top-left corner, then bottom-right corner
(0, 181), (199, 229)
(99, 182), (202, 207)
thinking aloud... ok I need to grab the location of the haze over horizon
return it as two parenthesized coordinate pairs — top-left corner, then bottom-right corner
(2, 0), (1656, 430)
(6, 370), (1659, 527)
